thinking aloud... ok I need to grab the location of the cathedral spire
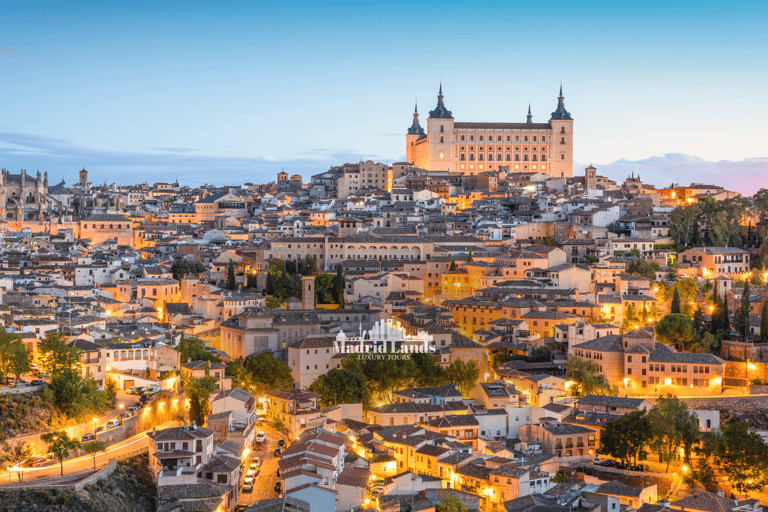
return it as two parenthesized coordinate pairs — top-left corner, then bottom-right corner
(526, 103), (532, 124)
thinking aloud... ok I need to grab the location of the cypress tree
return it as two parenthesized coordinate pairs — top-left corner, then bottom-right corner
(226, 260), (237, 291)
(334, 263), (345, 307)
(710, 291), (721, 334)
(736, 281), (751, 342)
(722, 294), (731, 335)
(449, 259), (457, 271)
(467, 249), (474, 263)
(760, 298), (768, 342)
(671, 287), (681, 314)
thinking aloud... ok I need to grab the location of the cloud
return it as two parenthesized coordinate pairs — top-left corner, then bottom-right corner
(576, 153), (768, 197)
(0, 132), (387, 186)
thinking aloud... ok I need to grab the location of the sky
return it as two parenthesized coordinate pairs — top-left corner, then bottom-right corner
(1, 1), (767, 193)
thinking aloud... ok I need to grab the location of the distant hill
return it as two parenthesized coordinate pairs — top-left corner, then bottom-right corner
(575, 153), (768, 196)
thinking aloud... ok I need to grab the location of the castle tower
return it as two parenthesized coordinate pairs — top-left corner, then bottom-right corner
(426, 83), (454, 171)
(526, 104), (533, 124)
(301, 275), (315, 310)
(585, 165), (597, 191)
(405, 102), (425, 164)
(549, 85), (574, 178)
(79, 168), (88, 190)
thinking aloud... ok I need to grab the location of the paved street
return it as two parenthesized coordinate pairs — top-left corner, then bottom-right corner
(0, 421), (178, 486)
(238, 427), (286, 507)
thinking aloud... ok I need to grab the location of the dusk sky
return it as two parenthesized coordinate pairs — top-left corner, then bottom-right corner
(1, 1), (767, 192)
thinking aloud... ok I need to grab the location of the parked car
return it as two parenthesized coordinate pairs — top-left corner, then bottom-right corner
(29, 380), (46, 387)
(95, 426), (107, 433)
(25, 457), (47, 467)
(234, 506), (249, 512)
(274, 481), (282, 493)
(277, 439), (286, 448)
(634, 465), (646, 472)
(593, 457), (602, 465)
(82, 433), (96, 442)
(370, 485), (386, 496)
(127, 406), (139, 413)
(274, 448), (282, 457)
(106, 419), (121, 429)
(122, 411), (135, 419)
(242, 476), (254, 493)
(600, 460), (614, 467)
(12, 380), (29, 387)
(255, 431), (266, 443)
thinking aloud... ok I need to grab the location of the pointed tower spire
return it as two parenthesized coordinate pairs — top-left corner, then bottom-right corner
(407, 99), (426, 136)
(526, 103), (532, 124)
(429, 83), (453, 119)
(550, 84), (572, 120)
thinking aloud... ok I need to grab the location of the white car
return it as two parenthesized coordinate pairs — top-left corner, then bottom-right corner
(242, 476), (254, 493)
(255, 431), (267, 443)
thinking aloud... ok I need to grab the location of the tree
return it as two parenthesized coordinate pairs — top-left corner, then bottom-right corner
(246, 271), (258, 290)
(671, 288), (681, 314)
(435, 494), (467, 512)
(627, 259), (660, 281)
(599, 410), (651, 466)
(41, 431), (80, 475)
(226, 260), (237, 290)
(105, 377), (118, 406)
(265, 297), (284, 309)
(655, 314), (698, 352)
(761, 298), (768, 342)
(735, 280), (751, 342)
(449, 259), (457, 271)
(0, 328), (30, 383)
(412, 353), (446, 387)
(445, 359), (480, 397)
(647, 394), (698, 473)
(83, 440), (107, 469)
(622, 304), (639, 333)
(343, 354), (416, 405)
(39, 332), (81, 377)
(536, 237), (558, 247)
(489, 353), (513, 367)
(225, 359), (253, 390)
(309, 369), (369, 408)
(176, 334), (220, 364)
(272, 418), (288, 436)
(334, 264), (345, 307)
(243, 353), (295, 395)
(714, 421), (768, 492)
(565, 357), (614, 398)
(39, 332), (86, 416)
(467, 249), (474, 263)
(692, 308), (707, 337)
(722, 294), (731, 333)
(551, 472), (570, 484)
(185, 374), (217, 427)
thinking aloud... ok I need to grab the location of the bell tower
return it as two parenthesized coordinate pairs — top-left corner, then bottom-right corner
(301, 275), (316, 310)
(549, 85), (574, 179)
(79, 168), (89, 190)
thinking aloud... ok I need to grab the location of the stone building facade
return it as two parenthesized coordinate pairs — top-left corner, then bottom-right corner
(406, 85), (573, 177)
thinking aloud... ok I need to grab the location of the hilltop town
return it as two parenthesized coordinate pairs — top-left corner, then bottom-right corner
(0, 90), (767, 512)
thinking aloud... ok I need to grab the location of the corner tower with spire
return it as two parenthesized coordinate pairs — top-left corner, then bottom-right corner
(549, 85), (574, 178)
(406, 102), (427, 164)
(425, 83), (455, 171)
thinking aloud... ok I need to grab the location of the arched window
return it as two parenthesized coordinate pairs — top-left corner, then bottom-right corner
(524, 155), (528, 161)
(100, 224), (104, 229)
(541, 155), (546, 162)
(440, 136), (444, 143)
(561, 154), (565, 160)
(497, 136), (501, 141)
(479, 154), (484, 161)
(524, 136), (528, 142)
(470, 136), (474, 141)
(461, 135), (465, 141)
(469, 155), (475, 161)
(533, 136), (537, 141)
(515, 155), (520, 161)
(532, 155), (537, 161)
(515, 136), (519, 141)
(479, 135), (483, 141)
(488, 154), (493, 161)
(542, 136), (546, 142)
(561, 127), (566, 133)
(506, 155), (511, 161)
(109, 224), (113, 229)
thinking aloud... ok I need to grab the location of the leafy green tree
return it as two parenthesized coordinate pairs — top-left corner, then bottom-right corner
(271, 418), (287, 436)
(536, 237), (558, 247)
(671, 288), (681, 314)
(265, 271), (275, 296)
(226, 260), (237, 290)
(315, 273), (337, 304)
(565, 357), (614, 398)
(265, 297), (284, 309)
(309, 369), (369, 408)
(185, 374), (217, 427)
(83, 440), (107, 469)
(735, 281), (751, 342)
(655, 314), (698, 352)
(343, 354), (416, 405)
(412, 353), (446, 387)
(692, 308), (707, 336)
(225, 359), (253, 390)
(529, 346), (551, 362)
(599, 410), (651, 465)
(761, 299), (768, 342)
(489, 353), (513, 367)
(0, 333), (30, 383)
(445, 359), (480, 397)
(449, 259), (457, 271)
(41, 431), (80, 475)
(626, 259), (660, 281)
(622, 304), (639, 333)
(714, 421), (768, 492)
(246, 271), (258, 290)
(722, 294), (731, 333)
(670, 204), (701, 248)
(243, 352), (295, 394)
(551, 472), (570, 484)
(647, 394), (698, 473)
(105, 377), (118, 406)
(435, 494), (467, 512)
(176, 334), (221, 364)
(39, 332), (81, 377)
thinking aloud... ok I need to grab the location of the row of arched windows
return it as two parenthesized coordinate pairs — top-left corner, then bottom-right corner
(459, 135), (546, 142)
